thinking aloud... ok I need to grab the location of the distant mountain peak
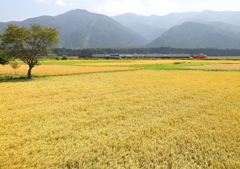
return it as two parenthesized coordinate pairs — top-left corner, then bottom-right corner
(147, 22), (240, 49)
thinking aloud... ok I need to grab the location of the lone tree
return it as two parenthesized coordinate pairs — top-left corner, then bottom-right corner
(0, 24), (59, 78)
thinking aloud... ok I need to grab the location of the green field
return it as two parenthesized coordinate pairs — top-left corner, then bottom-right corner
(129, 62), (218, 70)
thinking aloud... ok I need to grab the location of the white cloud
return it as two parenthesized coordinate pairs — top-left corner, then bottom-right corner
(96, 0), (146, 15)
(195, 3), (209, 11)
(35, 0), (76, 6)
(35, 0), (47, 2)
(146, 0), (178, 15)
(34, 0), (55, 2)
(55, 0), (68, 6)
(95, 0), (181, 16)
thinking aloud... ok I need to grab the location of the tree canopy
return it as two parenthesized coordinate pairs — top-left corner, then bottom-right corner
(0, 56), (8, 65)
(0, 24), (59, 78)
(0, 44), (9, 65)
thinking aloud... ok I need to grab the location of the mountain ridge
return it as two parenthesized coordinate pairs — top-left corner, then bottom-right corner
(147, 22), (240, 49)
(0, 9), (147, 48)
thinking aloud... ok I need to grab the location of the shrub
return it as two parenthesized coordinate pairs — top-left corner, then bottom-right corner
(9, 60), (21, 74)
(62, 55), (68, 60)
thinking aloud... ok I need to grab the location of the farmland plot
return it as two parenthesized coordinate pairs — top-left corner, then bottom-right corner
(186, 63), (240, 69)
(0, 69), (240, 168)
(0, 65), (136, 76)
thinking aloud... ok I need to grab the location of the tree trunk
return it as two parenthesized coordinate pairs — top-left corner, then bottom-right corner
(27, 65), (33, 79)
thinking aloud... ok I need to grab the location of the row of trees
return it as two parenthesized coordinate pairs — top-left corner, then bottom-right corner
(0, 24), (59, 78)
(53, 47), (240, 57)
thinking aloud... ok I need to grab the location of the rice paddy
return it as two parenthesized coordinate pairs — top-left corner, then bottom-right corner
(0, 64), (136, 76)
(186, 63), (240, 69)
(0, 59), (240, 168)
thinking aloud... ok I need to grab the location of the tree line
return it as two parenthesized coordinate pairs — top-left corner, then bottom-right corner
(53, 47), (240, 57)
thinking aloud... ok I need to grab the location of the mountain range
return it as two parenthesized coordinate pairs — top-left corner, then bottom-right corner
(1, 9), (240, 49)
(147, 22), (240, 48)
(0, 9), (147, 48)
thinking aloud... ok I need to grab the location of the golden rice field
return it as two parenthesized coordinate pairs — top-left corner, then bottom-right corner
(1, 66), (240, 168)
(1, 59), (240, 77)
(187, 64), (240, 69)
(0, 64), (136, 76)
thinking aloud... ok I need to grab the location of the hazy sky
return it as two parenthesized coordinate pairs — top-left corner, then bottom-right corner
(1, 0), (240, 22)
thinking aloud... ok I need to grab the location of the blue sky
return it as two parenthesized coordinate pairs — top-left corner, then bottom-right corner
(1, 0), (240, 22)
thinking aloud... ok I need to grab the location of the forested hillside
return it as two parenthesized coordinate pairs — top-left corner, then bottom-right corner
(147, 22), (240, 49)
(0, 9), (147, 48)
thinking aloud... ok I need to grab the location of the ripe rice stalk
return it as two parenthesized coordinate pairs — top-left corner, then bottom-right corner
(0, 70), (240, 168)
